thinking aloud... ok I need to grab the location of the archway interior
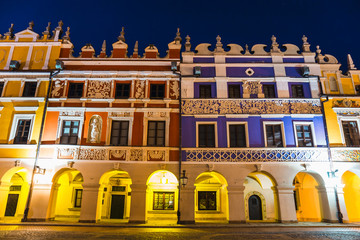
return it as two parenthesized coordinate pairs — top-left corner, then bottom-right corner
(98, 171), (132, 221)
(194, 172), (228, 223)
(293, 172), (322, 222)
(50, 170), (83, 221)
(244, 172), (278, 222)
(342, 171), (360, 222)
(146, 170), (178, 223)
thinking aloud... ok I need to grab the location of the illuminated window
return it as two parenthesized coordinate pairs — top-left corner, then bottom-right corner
(342, 121), (360, 147)
(229, 124), (246, 147)
(228, 84), (241, 98)
(153, 192), (174, 210)
(198, 124), (215, 147)
(296, 125), (313, 147)
(110, 121), (129, 146)
(150, 84), (165, 99)
(199, 85), (212, 98)
(22, 82), (37, 97)
(14, 119), (31, 144)
(60, 120), (79, 145)
(147, 121), (165, 146)
(265, 124), (283, 147)
(74, 189), (83, 208)
(263, 84), (275, 98)
(198, 191), (216, 210)
(291, 84), (304, 98)
(115, 83), (130, 99)
(0, 82), (4, 96)
(68, 83), (84, 98)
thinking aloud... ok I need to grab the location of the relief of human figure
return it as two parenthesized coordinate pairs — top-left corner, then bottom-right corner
(88, 116), (102, 143)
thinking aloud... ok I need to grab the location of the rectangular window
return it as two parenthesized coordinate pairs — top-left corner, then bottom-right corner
(68, 83), (84, 98)
(14, 119), (31, 144)
(147, 121), (165, 146)
(22, 82), (37, 97)
(266, 124), (283, 147)
(60, 120), (80, 145)
(198, 191), (216, 210)
(153, 192), (175, 210)
(74, 189), (83, 208)
(291, 84), (305, 98)
(342, 121), (360, 147)
(263, 84), (275, 98)
(229, 124), (246, 147)
(150, 84), (165, 99)
(199, 85), (212, 98)
(0, 82), (4, 96)
(198, 124), (215, 147)
(115, 83), (130, 99)
(296, 125), (313, 147)
(228, 84), (241, 98)
(110, 121), (129, 146)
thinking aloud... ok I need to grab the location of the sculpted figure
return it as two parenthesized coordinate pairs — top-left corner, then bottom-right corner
(88, 116), (102, 143)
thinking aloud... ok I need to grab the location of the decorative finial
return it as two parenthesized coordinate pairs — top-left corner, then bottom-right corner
(101, 40), (106, 53)
(174, 28), (181, 43)
(244, 44), (250, 55)
(271, 35), (280, 52)
(42, 22), (51, 37)
(133, 41), (139, 54)
(118, 27), (125, 42)
(316, 45), (322, 55)
(302, 35), (308, 44)
(302, 35), (311, 52)
(57, 20), (63, 29)
(271, 35), (277, 45)
(27, 21), (34, 31)
(4, 23), (14, 37)
(348, 54), (357, 70)
(63, 27), (70, 40)
(215, 35), (224, 52)
(185, 35), (191, 52)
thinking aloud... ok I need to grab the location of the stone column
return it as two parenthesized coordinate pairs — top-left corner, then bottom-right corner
(129, 184), (147, 224)
(336, 185), (349, 223)
(276, 185), (298, 223)
(317, 186), (339, 222)
(179, 186), (195, 224)
(79, 183), (100, 223)
(227, 185), (246, 223)
(27, 183), (52, 221)
(0, 182), (11, 220)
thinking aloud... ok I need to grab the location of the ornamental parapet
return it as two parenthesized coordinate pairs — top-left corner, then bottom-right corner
(183, 147), (328, 162)
(331, 148), (360, 162)
(52, 145), (177, 161)
(181, 99), (322, 115)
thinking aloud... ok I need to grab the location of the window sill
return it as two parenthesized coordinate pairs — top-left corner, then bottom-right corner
(148, 210), (176, 214)
(68, 208), (81, 212)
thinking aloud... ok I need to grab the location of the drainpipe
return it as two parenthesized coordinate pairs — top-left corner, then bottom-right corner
(22, 69), (61, 222)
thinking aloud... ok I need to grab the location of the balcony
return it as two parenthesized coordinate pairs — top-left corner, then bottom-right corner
(181, 99), (322, 115)
(331, 147), (360, 162)
(183, 147), (329, 162)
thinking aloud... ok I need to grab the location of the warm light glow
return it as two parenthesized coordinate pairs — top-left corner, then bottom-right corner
(161, 173), (167, 184)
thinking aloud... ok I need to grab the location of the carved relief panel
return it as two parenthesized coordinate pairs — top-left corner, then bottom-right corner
(134, 80), (145, 99)
(169, 80), (179, 99)
(51, 80), (65, 98)
(87, 80), (111, 98)
(242, 80), (264, 97)
(87, 115), (102, 143)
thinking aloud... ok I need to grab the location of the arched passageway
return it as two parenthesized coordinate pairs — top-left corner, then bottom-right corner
(342, 170), (360, 222)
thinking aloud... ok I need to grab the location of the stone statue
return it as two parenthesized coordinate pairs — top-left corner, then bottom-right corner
(88, 116), (102, 143)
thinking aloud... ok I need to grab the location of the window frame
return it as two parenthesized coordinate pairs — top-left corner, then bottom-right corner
(147, 120), (166, 147)
(22, 81), (38, 97)
(67, 82), (84, 98)
(226, 121), (249, 148)
(228, 84), (241, 98)
(196, 122), (218, 148)
(197, 191), (217, 211)
(152, 191), (175, 210)
(60, 120), (80, 145)
(115, 83), (131, 99)
(341, 120), (360, 147)
(56, 115), (84, 145)
(338, 117), (360, 147)
(143, 112), (169, 147)
(262, 83), (276, 98)
(149, 83), (165, 99)
(109, 120), (130, 146)
(73, 188), (83, 208)
(199, 84), (212, 99)
(263, 121), (285, 147)
(293, 122), (316, 147)
(9, 114), (35, 144)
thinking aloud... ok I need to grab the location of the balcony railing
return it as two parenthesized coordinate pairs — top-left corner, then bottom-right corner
(181, 99), (322, 115)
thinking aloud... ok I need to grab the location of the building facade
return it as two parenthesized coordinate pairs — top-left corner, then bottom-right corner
(0, 22), (359, 224)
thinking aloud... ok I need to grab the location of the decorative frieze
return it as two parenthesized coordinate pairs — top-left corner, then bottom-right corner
(332, 98), (360, 108)
(109, 112), (131, 117)
(147, 112), (167, 118)
(170, 80), (179, 99)
(86, 80), (111, 98)
(130, 149), (143, 161)
(109, 150), (127, 160)
(182, 99), (322, 115)
(331, 148), (360, 162)
(147, 150), (165, 161)
(51, 80), (64, 97)
(59, 110), (84, 117)
(57, 147), (79, 159)
(78, 148), (107, 160)
(134, 80), (145, 99)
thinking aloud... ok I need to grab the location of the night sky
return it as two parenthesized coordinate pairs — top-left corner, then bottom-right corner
(1, 0), (359, 71)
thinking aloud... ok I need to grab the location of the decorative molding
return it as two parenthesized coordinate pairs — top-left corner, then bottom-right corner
(331, 148), (360, 162)
(333, 107), (360, 116)
(109, 112), (131, 117)
(130, 149), (143, 161)
(169, 80), (179, 99)
(87, 80), (111, 98)
(13, 106), (39, 111)
(134, 80), (145, 99)
(59, 110), (84, 117)
(147, 150), (165, 161)
(110, 150), (127, 160)
(78, 148), (106, 160)
(333, 98), (360, 108)
(147, 112), (167, 118)
(51, 80), (64, 98)
(57, 147), (79, 159)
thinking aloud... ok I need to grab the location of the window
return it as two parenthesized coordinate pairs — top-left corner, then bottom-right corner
(115, 83), (130, 99)
(0, 82), (4, 96)
(199, 85), (212, 98)
(153, 192), (175, 210)
(291, 84), (304, 98)
(296, 125), (313, 147)
(342, 121), (360, 147)
(229, 124), (246, 147)
(263, 84), (275, 98)
(150, 84), (165, 99)
(68, 83), (84, 98)
(60, 120), (80, 144)
(147, 121), (165, 146)
(110, 121), (129, 146)
(22, 82), (37, 97)
(198, 124), (215, 147)
(14, 119), (31, 144)
(198, 191), (216, 210)
(265, 124), (283, 147)
(228, 84), (241, 98)
(74, 189), (83, 208)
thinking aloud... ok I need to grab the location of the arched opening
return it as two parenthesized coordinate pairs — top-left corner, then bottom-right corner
(342, 170), (360, 222)
(0, 168), (29, 221)
(244, 172), (278, 222)
(293, 172), (322, 222)
(194, 171), (228, 223)
(146, 170), (178, 223)
(98, 170), (132, 222)
(47, 169), (83, 221)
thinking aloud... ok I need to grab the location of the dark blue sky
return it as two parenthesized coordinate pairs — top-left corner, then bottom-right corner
(1, 0), (359, 70)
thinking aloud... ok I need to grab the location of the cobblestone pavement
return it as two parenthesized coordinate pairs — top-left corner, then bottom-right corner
(0, 226), (360, 240)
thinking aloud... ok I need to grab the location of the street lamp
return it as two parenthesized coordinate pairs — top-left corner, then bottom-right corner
(179, 170), (188, 187)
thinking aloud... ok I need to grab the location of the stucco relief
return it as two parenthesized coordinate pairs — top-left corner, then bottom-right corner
(60, 110), (84, 116)
(109, 112), (131, 117)
(87, 81), (111, 98)
(130, 149), (143, 161)
(134, 80), (145, 99)
(242, 80), (262, 95)
(78, 148), (106, 160)
(148, 150), (165, 161)
(51, 80), (64, 97)
(110, 150), (127, 160)
(87, 115), (102, 143)
(333, 98), (360, 108)
(57, 147), (79, 159)
(331, 148), (360, 162)
(169, 80), (179, 99)
(147, 112), (167, 118)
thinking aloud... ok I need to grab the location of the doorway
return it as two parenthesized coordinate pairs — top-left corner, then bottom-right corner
(248, 195), (262, 220)
(5, 194), (19, 217)
(110, 195), (125, 219)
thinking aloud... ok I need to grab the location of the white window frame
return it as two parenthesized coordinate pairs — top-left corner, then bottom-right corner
(293, 121), (316, 147)
(143, 112), (170, 147)
(56, 116), (84, 145)
(337, 116), (360, 146)
(107, 117), (133, 146)
(226, 121), (249, 148)
(196, 121), (218, 148)
(9, 114), (35, 144)
(0, 80), (6, 97)
(263, 121), (286, 147)
(20, 79), (39, 97)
